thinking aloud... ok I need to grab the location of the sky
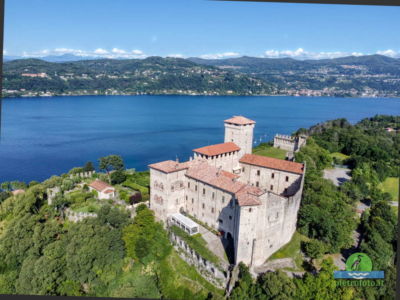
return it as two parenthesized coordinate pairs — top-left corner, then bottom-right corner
(4, 0), (400, 60)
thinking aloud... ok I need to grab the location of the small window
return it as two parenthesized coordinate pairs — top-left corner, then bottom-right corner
(242, 167), (245, 172)
(218, 219), (223, 224)
(185, 195), (188, 200)
(284, 188), (288, 194)
(257, 170), (260, 176)
(271, 173), (275, 179)
(229, 215), (232, 220)
(192, 198), (194, 203)
(202, 203), (205, 209)
(176, 199), (178, 204)
(249, 208), (252, 212)
(188, 182), (190, 188)
(203, 188), (205, 195)
(222, 196), (225, 203)
(195, 185), (197, 191)
(256, 181), (259, 187)
(286, 176), (289, 182)
(270, 185), (273, 191)
(212, 192), (215, 199)
(211, 208), (214, 213)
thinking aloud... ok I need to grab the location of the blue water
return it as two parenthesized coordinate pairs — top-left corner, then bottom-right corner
(0, 95), (399, 183)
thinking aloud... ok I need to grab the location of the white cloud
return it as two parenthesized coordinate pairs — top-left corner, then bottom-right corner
(111, 48), (126, 54)
(19, 47), (148, 59)
(94, 48), (108, 55)
(263, 48), (400, 60)
(131, 49), (144, 55)
(167, 54), (185, 58)
(376, 49), (399, 58)
(199, 52), (240, 59)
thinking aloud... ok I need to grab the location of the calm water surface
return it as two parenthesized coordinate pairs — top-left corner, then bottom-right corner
(1, 95), (399, 183)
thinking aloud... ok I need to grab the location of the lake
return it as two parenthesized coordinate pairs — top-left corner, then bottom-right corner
(0, 95), (399, 183)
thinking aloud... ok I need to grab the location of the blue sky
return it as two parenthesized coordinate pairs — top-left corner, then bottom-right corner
(4, 0), (400, 59)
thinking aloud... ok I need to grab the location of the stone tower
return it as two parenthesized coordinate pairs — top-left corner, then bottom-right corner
(224, 116), (255, 158)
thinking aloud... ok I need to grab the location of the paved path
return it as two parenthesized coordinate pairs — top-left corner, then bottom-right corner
(323, 167), (351, 186)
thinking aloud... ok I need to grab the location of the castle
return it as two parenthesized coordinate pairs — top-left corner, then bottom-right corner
(149, 116), (305, 267)
(273, 134), (307, 153)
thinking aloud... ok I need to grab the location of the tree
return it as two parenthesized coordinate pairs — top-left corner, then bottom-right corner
(122, 205), (171, 264)
(302, 239), (327, 259)
(83, 161), (95, 172)
(110, 170), (126, 184)
(99, 155), (125, 182)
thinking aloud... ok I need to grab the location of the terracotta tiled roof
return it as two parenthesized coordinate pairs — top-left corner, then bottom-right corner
(148, 160), (192, 173)
(185, 161), (262, 206)
(193, 142), (240, 156)
(89, 179), (114, 192)
(236, 185), (263, 206)
(240, 154), (304, 174)
(103, 189), (115, 194)
(224, 116), (255, 125)
(12, 189), (25, 195)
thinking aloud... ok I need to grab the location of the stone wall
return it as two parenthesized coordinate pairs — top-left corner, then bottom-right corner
(170, 231), (229, 289)
(69, 171), (96, 179)
(65, 208), (97, 223)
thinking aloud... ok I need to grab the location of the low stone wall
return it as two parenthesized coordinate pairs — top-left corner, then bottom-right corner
(69, 171), (95, 179)
(65, 208), (97, 223)
(169, 231), (229, 289)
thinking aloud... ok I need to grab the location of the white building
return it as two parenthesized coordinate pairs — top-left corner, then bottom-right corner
(89, 179), (116, 200)
(149, 116), (305, 267)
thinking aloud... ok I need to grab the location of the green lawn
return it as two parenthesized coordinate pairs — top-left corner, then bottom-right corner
(379, 177), (399, 201)
(330, 152), (350, 161)
(253, 146), (287, 160)
(268, 231), (309, 270)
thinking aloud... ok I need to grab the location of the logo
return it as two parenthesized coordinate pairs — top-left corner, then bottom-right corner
(334, 252), (384, 280)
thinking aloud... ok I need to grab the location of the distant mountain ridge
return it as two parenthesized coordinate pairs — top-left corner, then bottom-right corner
(2, 56), (274, 97)
(3, 55), (400, 98)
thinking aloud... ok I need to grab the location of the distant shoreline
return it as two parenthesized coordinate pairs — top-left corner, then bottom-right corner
(3, 93), (400, 100)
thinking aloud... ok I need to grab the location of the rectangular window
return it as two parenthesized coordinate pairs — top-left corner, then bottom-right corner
(195, 185), (197, 191)
(188, 182), (190, 188)
(185, 196), (188, 200)
(203, 188), (205, 195)
(202, 203), (205, 209)
(286, 176), (289, 182)
(212, 192), (215, 199)
(222, 196), (225, 203)
(270, 185), (273, 191)
(192, 198), (194, 203)
(257, 170), (260, 176)
(284, 188), (288, 194)
(242, 167), (245, 172)
(256, 181), (259, 187)
(271, 173), (275, 179)
(211, 207), (214, 213)
(218, 219), (223, 224)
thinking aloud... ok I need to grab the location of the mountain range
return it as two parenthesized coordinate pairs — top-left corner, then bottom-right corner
(3, 55), (400, 98)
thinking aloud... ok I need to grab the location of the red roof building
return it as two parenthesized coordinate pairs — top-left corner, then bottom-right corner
(240, 154), (304, 174)
(193, 142), (240, 157)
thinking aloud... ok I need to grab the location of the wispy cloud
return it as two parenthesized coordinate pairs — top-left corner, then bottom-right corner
(263, 48), (400, 60)
(20, 47), (147, 59)
(199, 52), (240, 59)
(166, 54), (186, 58)
(376, 49), (399, 58)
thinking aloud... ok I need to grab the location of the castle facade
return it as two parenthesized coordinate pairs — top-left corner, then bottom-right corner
(149, 116), (305, 267)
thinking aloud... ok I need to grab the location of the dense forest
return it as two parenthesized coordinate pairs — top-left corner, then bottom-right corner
(3, 55), (400, 98)
(0, 115), (398, 299)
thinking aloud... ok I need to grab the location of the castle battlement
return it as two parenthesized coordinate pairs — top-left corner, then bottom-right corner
(148, 116), (305, 267)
